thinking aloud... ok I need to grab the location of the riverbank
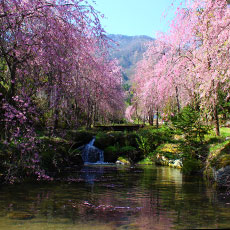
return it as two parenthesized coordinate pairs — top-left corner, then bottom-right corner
(0, 127), (145, 183)
(153, 127), (230, 188)
(0, 126), (230, 187)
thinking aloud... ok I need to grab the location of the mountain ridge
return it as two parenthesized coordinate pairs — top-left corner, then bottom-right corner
(108, 34), (155, 82)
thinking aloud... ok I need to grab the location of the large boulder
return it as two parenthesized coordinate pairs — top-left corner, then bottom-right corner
(155, 143), (182, 169)
(214, 166), (230, 187)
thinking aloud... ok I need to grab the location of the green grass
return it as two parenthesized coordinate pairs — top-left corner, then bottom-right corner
(204, 127), (230, 152)
(220, 127), (230, 137)
(209, 139), (229, 153)
(138, 156), (154, 165)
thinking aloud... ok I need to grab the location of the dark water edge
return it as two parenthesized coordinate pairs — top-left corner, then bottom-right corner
(0, 165), (230, 230)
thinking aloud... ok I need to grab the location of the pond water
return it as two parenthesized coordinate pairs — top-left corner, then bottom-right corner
(0, 165), (230, 230)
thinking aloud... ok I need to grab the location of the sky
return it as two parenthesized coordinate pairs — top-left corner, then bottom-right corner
(93, 0), (180, 38)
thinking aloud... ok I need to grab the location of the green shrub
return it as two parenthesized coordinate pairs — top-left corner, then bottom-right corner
(120, 145), (136, 155)
(171, 106), (210, 159)
(136, 134), (149, 156)
(136, 125), (174, 157)
(110, 131), (126, 146)
(171, 106), (210, 144)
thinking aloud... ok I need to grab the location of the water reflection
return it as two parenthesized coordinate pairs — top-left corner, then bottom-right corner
(80, 166), (105, 185)
(0, 165), (230, 229)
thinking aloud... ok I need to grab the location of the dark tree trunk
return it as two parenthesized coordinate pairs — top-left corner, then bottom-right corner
(213, 102), (220, 136)
(74, 101), (80, 129)
(92, 103), (98, 127)
(86, 99), (93, 129)
(156, 108), (159, 129)
(8, 64), (16, 102)
(54, 108), (59, 130)
(149, 111), (154, 126)
(175, 86), (180, 113)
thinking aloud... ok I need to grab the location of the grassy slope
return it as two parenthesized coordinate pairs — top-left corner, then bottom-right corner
(204, 127), (230, 179)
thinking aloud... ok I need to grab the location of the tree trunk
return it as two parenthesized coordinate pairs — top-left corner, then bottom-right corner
(175, 86), (180, 113)
(86, 99), (93, 129)
(156, 108), (159, 129)
(212, 80), (220, 136)
(92, 103), (97, 127)
(54, 108), (59, 130)
(213, 103), (220, 136)
(8, 64), (16, 102)
(149, 111), (154, 126)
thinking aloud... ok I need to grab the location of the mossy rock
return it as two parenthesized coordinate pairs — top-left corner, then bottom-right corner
(117, 157), (131, 165)
(7, 211), (35, 220)
(155, 143), (180, 160)
(209, 141), (230, 170)
(214, 154), (230, 170)
(155, 143), (183, 169)
(155, 154), (170, 166)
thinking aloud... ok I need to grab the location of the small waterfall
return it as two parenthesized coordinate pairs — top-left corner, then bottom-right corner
(81, 138), (104, 164)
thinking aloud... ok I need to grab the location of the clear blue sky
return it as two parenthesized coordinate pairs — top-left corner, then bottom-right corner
(93, 0), (180, 38)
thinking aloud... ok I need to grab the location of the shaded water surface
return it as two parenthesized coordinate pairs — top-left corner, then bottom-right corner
(0, 165), (230, 229)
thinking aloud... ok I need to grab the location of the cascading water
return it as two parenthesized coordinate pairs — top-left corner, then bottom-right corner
(81, 138), (104, 164)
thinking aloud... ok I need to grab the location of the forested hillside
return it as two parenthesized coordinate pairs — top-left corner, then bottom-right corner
(108, 34), (154, 81)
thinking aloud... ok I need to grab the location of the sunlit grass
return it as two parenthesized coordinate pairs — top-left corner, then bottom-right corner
(220, 127), (230, 137)
(138, 156), (154, 165)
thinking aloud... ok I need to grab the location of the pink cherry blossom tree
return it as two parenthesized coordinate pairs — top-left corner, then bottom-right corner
(131, 0), (230, 135)
(0, 0), (125, 182)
